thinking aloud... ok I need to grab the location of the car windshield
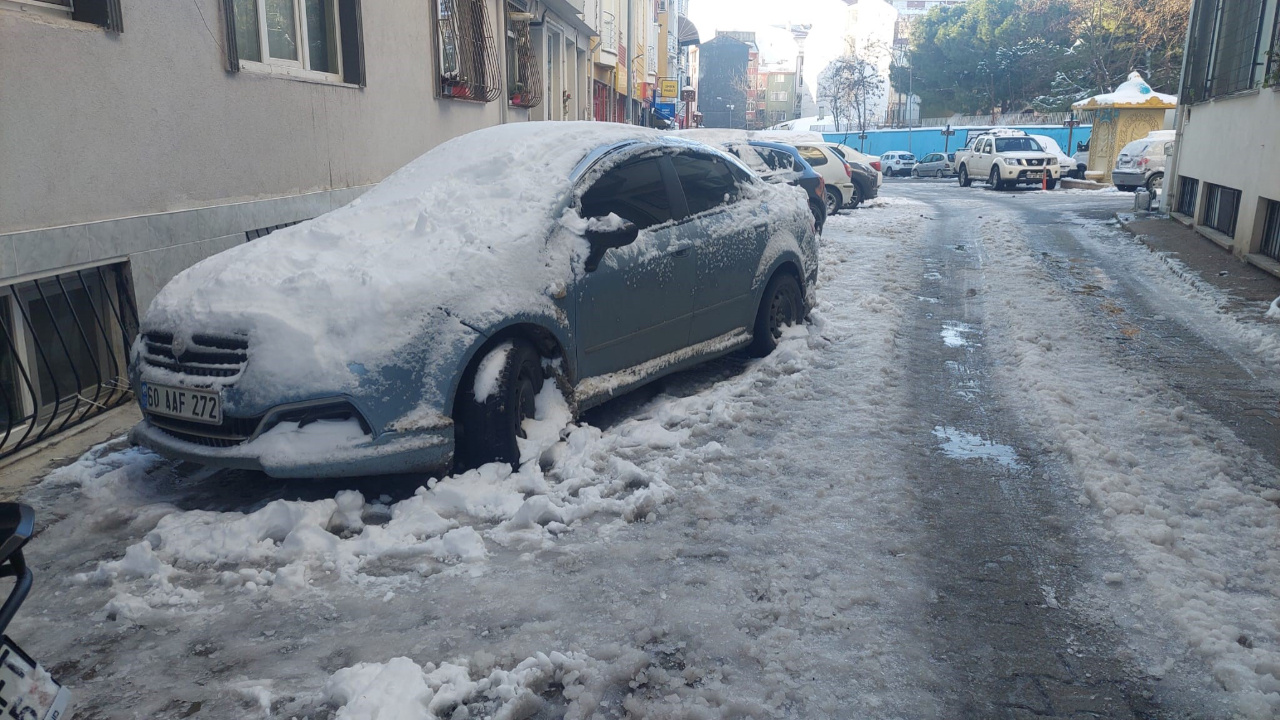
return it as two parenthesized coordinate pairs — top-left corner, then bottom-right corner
(995, 137), (1043, 153)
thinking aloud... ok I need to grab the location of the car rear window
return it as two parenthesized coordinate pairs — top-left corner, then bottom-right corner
(797, 146), (828, 166)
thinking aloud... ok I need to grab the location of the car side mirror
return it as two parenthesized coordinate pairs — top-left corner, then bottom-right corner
(1076, 142), (1085, 152)
(584, 218), (639, 272)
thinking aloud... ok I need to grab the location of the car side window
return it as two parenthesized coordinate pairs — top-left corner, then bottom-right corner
(768, 150), (796, 171)
(670, 154), (742, 217)
(580, 157), (674, 230)
(797, 146), (828, 167)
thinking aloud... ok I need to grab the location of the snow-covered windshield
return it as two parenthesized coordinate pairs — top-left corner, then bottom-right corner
(1030, 136), (1064, 155)
(727, 144), (801, 183)
(995, 137), (1044, 153)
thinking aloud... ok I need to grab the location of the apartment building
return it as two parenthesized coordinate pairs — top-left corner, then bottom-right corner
(0, 0), (597, 458)
(1167, 0), (1280, 272)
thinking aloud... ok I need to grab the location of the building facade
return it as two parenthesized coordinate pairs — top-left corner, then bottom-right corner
(696, 34), (752, 129)
(0, 0), (600, 458)
(1166, 0), (1280, 270)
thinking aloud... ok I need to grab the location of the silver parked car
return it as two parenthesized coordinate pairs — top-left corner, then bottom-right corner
(1112, 131), (1175, 193)
(912, 152), (955, 178)
(129, 123), (819, 478)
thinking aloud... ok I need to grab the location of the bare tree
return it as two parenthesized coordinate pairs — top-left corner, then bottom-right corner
(819, 39), (887, 145)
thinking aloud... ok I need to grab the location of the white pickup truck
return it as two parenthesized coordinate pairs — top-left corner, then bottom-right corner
(955, 129), (1062, 190)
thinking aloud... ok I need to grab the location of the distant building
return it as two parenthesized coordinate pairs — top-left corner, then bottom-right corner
(764, 72), (799, 126)
(697, 34), (752, 128)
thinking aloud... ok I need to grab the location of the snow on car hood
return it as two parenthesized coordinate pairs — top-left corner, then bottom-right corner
(143, 122), (663, 401)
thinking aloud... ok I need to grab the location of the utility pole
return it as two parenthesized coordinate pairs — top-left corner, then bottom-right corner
(625, 0), (633, 125)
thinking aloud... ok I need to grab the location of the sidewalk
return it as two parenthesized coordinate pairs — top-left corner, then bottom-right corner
(1116, 212), (1280, 315)
(0, 405), (140, 501)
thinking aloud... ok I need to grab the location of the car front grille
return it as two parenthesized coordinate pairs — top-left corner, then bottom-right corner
(1027, 159), (1045, 167)
(140, 331), (248, 378)
(147, 413), (262, 448)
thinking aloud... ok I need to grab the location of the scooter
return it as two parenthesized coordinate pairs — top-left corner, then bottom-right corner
(0, 503), (70, 720)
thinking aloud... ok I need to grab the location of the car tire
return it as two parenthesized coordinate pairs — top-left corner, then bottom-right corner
(910, 168), (919, 178)
(936, 169), (945, 179)
(958, 166), (972, 187)
(989, 167), (1004, 190)
(1046, 177), (1058, 190)
(809, 199), (826, 234)
(1145, 172), (1164, 194)
(748, 272), (804, 358)
(846, 183), (864, 210)
(1117, 185), (1136, 192)
(455, 339), (544, 472)
(824, 188), (841, 216)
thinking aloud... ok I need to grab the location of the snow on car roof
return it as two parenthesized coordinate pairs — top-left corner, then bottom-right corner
(144, 122), (663, 400)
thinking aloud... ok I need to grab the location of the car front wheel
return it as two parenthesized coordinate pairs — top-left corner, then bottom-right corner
(455, 339), (544, 472)
(958, 166), (972, 187)
(748, 272), (804, 357)
(989, 167), (1004, 190)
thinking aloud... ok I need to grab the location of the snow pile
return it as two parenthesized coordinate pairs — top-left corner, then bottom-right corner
(70, 383), (682, 620)
(979, 217), (1280, 717)
(1073, 71), (1177, 108)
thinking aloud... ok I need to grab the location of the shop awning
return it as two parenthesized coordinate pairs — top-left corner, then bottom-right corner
(678, 16), (701, 47)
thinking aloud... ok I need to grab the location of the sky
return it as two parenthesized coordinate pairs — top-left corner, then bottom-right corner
(687, 0), (896, 115)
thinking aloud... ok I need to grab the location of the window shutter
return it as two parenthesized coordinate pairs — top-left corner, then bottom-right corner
(338, 0), (366, 86)
(222, 0), (241, 72)
(72, 0), (124, 32)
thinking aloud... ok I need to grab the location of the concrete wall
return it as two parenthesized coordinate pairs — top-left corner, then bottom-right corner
(0, 0), (520, 236)
(1172, 89), (1280, 257)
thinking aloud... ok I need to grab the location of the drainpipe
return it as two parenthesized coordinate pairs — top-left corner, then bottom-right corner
(1163, 0), (1197, 214)
(625, 0), (633, 124)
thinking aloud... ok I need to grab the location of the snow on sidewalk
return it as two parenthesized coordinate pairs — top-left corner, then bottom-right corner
(978, 216), (1280, 718)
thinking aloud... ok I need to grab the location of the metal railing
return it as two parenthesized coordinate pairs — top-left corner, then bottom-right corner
(600, 14), (617, 54)
(0, 263), (139, 460)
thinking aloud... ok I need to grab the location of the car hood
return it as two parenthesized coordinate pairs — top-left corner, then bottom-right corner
(142, 123), (657, 403)
(1001, 151), (1055, 161)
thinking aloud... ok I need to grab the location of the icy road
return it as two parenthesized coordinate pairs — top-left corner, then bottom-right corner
(15, 183), (1280, 719)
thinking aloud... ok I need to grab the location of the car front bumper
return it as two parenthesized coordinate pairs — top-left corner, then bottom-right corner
(131, 418), (455, 478)
(999, 165), (1059, 183)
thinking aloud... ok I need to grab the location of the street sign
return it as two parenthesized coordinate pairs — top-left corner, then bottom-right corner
(660, 79), (679, 99)
(654, 102), (677, 120)
(941, 124), (955, 152)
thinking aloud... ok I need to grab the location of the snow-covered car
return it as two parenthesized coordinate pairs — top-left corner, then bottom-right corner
(1112, 131), (1175, 193)
(955, 130), (1060, 190)
(880, 151), (917, 177)
(1071, 138), (1090, 178)
(1028, 135), (1075, 179)
(719, 140), (828, 231)
(129, 123), (819, 478)
(912, 152), (956, 177)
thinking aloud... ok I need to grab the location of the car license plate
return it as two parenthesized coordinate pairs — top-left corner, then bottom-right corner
(140, 382), (222, 424)
(1028, 171), (1043, 178)
(0, 636), (70, 720)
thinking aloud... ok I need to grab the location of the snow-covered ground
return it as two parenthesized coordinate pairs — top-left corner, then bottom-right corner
(13, 189), (1280, 718)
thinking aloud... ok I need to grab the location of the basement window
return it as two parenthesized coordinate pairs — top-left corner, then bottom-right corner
(1176, 177), (1199, 217)
(1261, 199), (1280, 262)
(435, 0), (502, 102)
(1203, 183), (1242, 237)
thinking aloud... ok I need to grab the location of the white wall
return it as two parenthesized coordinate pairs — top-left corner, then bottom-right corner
(1173, 90), (1280, 255)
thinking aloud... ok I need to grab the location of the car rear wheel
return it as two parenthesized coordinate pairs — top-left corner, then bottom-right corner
(958, 166), (972, 187)
(748, 272), (804, 357)
(846, 183), (864, 210)
(1146, 172), (1164, 194)
(936, 169), (945, 178)
(824, 188), (841, 216)
(809, 199), (826, 234)
(455, 339), (544, 472)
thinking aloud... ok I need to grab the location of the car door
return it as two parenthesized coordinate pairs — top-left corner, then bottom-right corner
(574, 155), (695, 381)
(973, 139), (993, 176)
(667, 151), (767, 346)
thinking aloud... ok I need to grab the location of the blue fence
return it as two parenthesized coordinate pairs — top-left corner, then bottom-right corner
(822, 125), (1093, 158)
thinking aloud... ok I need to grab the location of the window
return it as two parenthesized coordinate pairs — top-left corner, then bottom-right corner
(1176, 177), (1199, 216)
(580, 158), (674, 230)
(1185, 0), (1269, 100)
(435, 0), (502, 101)
(1203, 183), (1242, 236)
(226, 0), (364, 83)
(505, 3), (542, 108)
(0, 263), (138, 459)
(797, 146), (828, 166)
(1261, 199), (1280, 262)
(995, 137), (1042, 153)
(22, 0), (123, 31)
(670, 155), (741, 217)
(1269, 8), (1280, 85)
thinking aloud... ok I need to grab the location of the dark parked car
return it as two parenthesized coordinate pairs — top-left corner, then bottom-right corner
(721, 140), (827, 232)
(129, 123), (819, 478)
